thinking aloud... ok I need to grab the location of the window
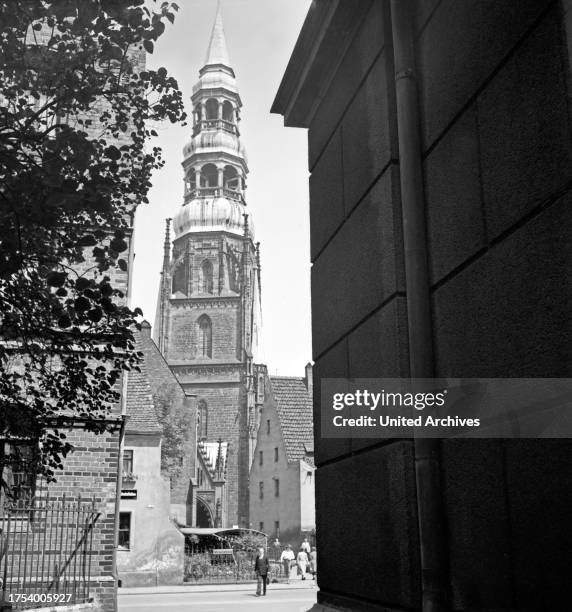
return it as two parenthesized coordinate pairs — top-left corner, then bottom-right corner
(0, 442), (37, 505)
(274, 478), (280, 497)
(197, 315), (212, 358)
(259, 521), (264, 532)
(259, 481), (264, 500)
(201, 260), (214, 294)
(259, 451), (263, 466)
(274, 521), (280, 538)
(122, 449), (133, 475)
(274, 448), (278, 462)
(118, 512), (131, 550)
(198, 400), (208, 440)
(266, 420), (270, 435)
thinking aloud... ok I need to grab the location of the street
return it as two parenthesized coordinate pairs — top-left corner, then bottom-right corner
(118, 585), (317, 611)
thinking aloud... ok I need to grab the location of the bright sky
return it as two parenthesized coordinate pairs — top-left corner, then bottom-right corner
(131, 0), (312, 376)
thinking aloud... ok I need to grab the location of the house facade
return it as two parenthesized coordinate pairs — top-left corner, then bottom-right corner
(249, 366), (315, 547)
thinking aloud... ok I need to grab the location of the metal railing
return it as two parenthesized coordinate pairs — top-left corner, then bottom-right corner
(184, 187), (244, 203)
(0, 495), (100, 609)
(192, 119), (238, 136)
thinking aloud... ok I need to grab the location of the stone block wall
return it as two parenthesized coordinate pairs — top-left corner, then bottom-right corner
(274, 0), (572, 609)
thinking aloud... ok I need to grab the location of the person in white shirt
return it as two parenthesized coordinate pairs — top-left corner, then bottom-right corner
(279, 545), (295, 583)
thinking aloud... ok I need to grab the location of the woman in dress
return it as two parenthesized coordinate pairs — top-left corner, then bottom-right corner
(296, 548), (309, 580)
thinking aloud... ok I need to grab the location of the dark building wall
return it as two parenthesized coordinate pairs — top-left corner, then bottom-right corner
(274, 1), (572, 610)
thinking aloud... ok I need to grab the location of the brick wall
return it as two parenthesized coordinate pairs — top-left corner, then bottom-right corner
(39, 427), (120, 612)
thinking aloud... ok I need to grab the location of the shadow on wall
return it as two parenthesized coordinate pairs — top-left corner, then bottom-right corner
(117, 528), (184, 587)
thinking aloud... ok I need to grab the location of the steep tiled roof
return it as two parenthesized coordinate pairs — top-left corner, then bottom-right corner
(125, 332), (162, 435)
(270, 376), (314, 464)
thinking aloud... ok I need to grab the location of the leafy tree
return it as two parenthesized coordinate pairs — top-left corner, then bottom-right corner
(0, 0), (186, 489)
(152, 382), (193, 482)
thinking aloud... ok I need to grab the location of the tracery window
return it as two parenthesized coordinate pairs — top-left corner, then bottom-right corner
(197, 315), (212, 358)
(201, 260), (214, 294)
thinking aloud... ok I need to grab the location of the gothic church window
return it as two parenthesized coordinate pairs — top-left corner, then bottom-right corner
(197, 315), (212, 358)
(201, 260), (214, 294)
(172, 260), (187, 295)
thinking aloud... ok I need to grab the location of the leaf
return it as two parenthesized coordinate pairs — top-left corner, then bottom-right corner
(47, 271), (67, 287)
(117, 259), (128, 271)
(143, 39), (154, 54)
(87, 308), (103, 323)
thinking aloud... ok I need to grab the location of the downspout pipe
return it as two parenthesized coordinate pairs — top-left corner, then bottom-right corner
(111, 375), (129, 609)
(389, 1), (449, 610)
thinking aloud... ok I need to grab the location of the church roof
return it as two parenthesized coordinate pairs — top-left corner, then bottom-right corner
(204, 1), (231, 68)
(125, 338), (162, 435)
(270, 376), (314, 465)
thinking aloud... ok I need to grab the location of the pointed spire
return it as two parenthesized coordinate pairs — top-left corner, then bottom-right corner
(162, 218), (171, 272)
(204, 0), (231, 68)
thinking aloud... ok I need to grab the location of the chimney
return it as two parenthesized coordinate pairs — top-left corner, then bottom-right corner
(304, 362), (313, 398)
(140, 319), (152, 338)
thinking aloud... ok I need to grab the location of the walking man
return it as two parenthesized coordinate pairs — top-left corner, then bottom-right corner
(280, 544), (295, 583)
(254, 546), (270, 596)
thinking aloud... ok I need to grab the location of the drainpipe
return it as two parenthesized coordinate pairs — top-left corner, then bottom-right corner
(111, 373), (129, 610)
(389, 1), (449, 610)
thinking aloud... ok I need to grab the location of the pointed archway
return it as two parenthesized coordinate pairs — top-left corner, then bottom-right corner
(196, 497), (214, 528)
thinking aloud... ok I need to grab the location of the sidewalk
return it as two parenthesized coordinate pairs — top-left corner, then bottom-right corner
(120, 579), (318, 596)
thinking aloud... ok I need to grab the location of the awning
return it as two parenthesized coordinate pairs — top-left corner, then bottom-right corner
(178, 527), (267, 538)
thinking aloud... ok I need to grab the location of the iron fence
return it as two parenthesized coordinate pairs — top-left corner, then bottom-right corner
(0, 495), (100, 609)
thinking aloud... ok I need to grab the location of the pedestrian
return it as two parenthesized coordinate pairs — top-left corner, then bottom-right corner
(279, 544), (295, 583)
(296, 548), (309, 580)
(254, 546), (270, 596)
(300, 536), (311, 553)
(309, 546), (317, 580)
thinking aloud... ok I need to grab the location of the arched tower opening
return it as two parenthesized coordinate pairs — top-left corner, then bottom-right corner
(201, 163), (218, 188)
(223, 165), (240, 193)
(205, 98), (219, 121)
(222, 100), (234, 123)
(196, 314), (212, 358)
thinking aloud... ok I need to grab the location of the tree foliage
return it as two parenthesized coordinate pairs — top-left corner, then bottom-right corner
(0, 0), (186, 486)
(152, 382), (193, 482)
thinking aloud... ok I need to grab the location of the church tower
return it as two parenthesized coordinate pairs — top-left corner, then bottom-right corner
(154, 3), (262, 529)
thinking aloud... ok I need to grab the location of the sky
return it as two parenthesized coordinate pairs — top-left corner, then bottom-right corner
(130, 0), (313, 376)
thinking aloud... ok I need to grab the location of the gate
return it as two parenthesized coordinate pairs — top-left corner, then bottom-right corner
(0, 495), (100, 609)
